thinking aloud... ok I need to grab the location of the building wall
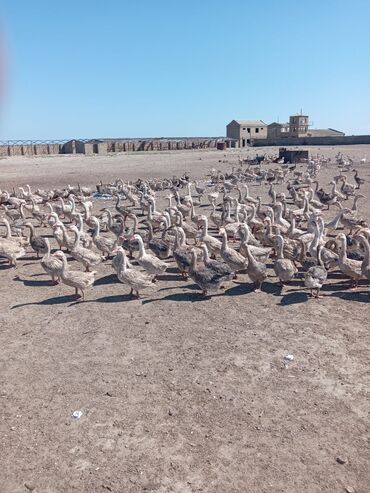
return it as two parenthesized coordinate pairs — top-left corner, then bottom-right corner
(252, 135), (370, 147)
(227, 121), (267, 146)
(289, 115), (309, 137)
(226, 121), (242, 140)
(239, 125), (267, 142)
(267, 123), (290, 139)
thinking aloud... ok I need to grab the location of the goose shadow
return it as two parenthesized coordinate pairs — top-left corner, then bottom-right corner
(142, 289), (220, 304)
(12, 294), (79, 309)
(94, 274), (119, 286)
(330, 290), (370, 303)
(165, 266), (180, 274)
(156, 273), (188, 282)
(20, 255), (41, 262)
(13, 275), (53, 287)
(69, 293), (133, 305)
(279, 291), (308, 305)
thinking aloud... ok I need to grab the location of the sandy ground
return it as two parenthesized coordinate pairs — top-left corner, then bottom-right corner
(0, 146), (370, 493)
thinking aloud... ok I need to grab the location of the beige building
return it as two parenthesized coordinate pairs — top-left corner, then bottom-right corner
(267, 113), (345, 139)
(267, 122), (290, 139)
(289, 114), (309, 137)
(226, 120), (267, 147)
(267, 114), (310, 138)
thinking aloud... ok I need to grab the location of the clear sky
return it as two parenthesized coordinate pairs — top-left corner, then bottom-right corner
(1, 0), (369, 140)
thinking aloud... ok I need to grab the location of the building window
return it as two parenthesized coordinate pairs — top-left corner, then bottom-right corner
(247, 128), (250, 133)
(260, 128), (264, 131)
(255, 128), (259, 133)
(242, 127), (246, 130)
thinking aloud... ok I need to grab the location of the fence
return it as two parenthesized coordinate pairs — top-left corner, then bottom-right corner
(0, 137), (237, 157)
(0, 140), (67, 157)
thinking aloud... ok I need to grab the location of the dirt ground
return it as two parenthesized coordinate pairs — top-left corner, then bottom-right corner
(0, 146), (369, 493)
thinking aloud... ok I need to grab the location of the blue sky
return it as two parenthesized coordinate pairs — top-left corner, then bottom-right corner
(1, 0), (369, 140)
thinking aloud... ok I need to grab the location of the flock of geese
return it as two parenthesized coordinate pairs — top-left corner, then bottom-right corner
(0, 155), (369, 301)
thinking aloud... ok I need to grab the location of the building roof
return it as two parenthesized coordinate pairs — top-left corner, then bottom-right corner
(268, 122), (289, 127)
(307, 128), (345, 137)
(231, 120), (267, 126)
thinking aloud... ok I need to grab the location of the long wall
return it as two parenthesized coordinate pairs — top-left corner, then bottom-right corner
(0, 143), (61, 157)
(0, 138), (235, 157)
(252, 134), (370, 147)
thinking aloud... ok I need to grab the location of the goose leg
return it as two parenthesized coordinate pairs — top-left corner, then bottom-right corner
(254, 282), (262, 293)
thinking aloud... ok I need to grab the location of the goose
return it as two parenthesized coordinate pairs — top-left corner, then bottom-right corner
(198, 216), (222, 258)
(173, 227), (192, 279)
(286, 214), (306, 239)
(274, 202), (290, 230)
(114, 192), (131, 222)
(304, 245), (328, 298)
(23, 222), (48, 257)
(246, 204), (264, 231)
(90, 217), (117, 258)
(243, 242), (268, 292)
(52, 250), (96, 300)
(114, 247), (153, 297)
(145, 220), (171, 260)
(175, 210), (198, 243)
(353, 170), (365, 189)
(189, 201), (203, 226)
(325, 208), (346, 231)
(3, 191), (26, 207)
(273, 234), (298, 284)
(133, 233), (167, 280)
(2, 203), (24, 223)
(219, 228), (247, 274)
(55, 196), (75, 220)
(182, 182), (201, 207)
(239, 184), (258, 205)
(40, 237), (63, 284)
(147, 200), (167, 230)
(32, 201), (53, 227)
(200, 243), (234, 280)
(174, 191), (191, 217)
(309, 219), (338, 270)
(207, 187), (219, 205)
(256, 196), (268, 220)
(75, 213), (93, 248)
(82, 201), (97, 229)
(340, 175), (356, 197)
(1, 218), (28, 247)
(336, 233), (363, 288)
(340, 208), (367, 234)
(69, 226), (103, 272)
(354, 235), (370, 282)
(209, 203), (223, 228)
(0, 222), (26, 267)
(350, 194), (366, 212)
(51, 218), (67, 250)
(102, 208), (125, 237)
(194, 180), (206, 197)
(238, 224), (271, 262)
(189, 249), (229, 296)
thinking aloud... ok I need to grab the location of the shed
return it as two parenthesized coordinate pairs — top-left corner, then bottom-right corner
(278, 148), (309, 163)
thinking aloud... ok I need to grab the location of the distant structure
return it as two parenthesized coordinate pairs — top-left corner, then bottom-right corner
(0, 136), (237, 157)
(226, 120), (267, 147)
(266, 113), (344, 140)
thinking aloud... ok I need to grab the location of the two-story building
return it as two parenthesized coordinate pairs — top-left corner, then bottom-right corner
(226, 120), (267, 147)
